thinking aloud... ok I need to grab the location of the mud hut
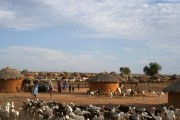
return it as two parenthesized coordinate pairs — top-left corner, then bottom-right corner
(88, 72), (119, 95)
(21, 69), (34, 80)
(162, 80), (180, 108)
(171, 74), (180, 81)
(0, 67), (24, 93)
(149, 74), (161, 82)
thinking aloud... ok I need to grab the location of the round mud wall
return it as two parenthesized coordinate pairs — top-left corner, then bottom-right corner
(0, 79), (23, 93)
(89, 82), (119, 95)
(168, 92), (180, 108)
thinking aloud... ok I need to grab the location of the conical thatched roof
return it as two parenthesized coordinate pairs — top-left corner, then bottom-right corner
(162, 80), (180, 93)
(110, 72), (122, 81)
(150, 74), (161, 79)
(21, 69), (34, 76)
(88, 72), (119, 83)
(171, 74), (180, 80)
(120, 73), (128, 78)
(0, 67), (24, 80)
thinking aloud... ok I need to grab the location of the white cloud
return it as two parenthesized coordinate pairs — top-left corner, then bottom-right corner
(0, 46), (118, 72)
(0, 0), (180, 55)
(1, 0), (179, 38)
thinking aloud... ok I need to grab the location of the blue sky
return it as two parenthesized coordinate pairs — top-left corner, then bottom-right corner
(0, 0), (180, 74)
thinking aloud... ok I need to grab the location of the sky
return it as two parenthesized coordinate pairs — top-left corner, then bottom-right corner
(0, 0), (180, 74)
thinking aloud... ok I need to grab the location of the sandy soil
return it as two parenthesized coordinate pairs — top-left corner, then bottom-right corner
(0, 87), (168, 111)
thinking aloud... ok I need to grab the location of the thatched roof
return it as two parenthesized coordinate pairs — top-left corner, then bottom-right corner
(110, 72), (122, 81)
(171, 74), (180, 80)
(21, 69), (34, 76)
(120, 73), (128, 78)
(0, 67), (24, 80)
(162, 80), (180, 93)
(150, 74), (161, 79)
(88, 72), (119, 83)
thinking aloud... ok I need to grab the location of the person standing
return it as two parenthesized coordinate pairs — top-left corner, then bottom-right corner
(77, 82), (80, 90)
(72, 85), (75, 93)
(69, 84), (72, 93)
(49, 82), (54, 97)
(58, 80), (62, 93)
(33, 79), (38, 99)
(63, 80), (67, 90)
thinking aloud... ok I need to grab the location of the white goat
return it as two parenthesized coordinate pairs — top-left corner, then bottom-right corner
(69, 112), (85, 120)
(158, 92), (165, 97)
(89, 104), (101, 111)
(162, 106), (176, 120)
(96, 110), (104, 120)
(114, 111), (124, 120)
(175, 108), (180, 120)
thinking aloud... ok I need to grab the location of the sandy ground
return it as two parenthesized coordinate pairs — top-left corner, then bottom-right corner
(0, 87), (168, 111)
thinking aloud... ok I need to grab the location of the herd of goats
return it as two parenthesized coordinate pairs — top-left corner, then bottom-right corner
(86, 88), (165, 98)
(0, 98), (180, 120)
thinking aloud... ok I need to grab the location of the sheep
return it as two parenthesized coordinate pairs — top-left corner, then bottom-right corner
(3, 102), (11, 119)
(69, 112), (85, 120)
(157, 92), (165, 97)
(153, 113), (162, 120)
(2, 98), (180, 120)
(9, 106), (20, 120)
(175, 108), (180, 120)
(161, 106), (176, 120)
(110, 91), (114, 98)
(88, 104), (101, 111)
(96, 110), (104, 120)
(112, 111), (125, 120)
(117, 105), (130, 113)
(87, 90), (101, 96)
(66, 105), (73, 114)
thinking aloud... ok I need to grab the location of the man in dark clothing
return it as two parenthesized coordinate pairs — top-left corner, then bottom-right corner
(77, 82), (80, 90)
(69, 84), (72, 93)
(58, 80), (62, 93)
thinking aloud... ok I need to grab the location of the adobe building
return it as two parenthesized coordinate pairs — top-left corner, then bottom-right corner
(0, 67), (24, 93)
(88, 72), (119, 95)
(162, 80), (180, 108)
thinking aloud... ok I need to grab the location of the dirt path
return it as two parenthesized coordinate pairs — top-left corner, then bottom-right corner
(0, 88), (168, 110)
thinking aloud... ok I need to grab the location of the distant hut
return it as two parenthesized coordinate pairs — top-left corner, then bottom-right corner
(0, 67), (24, 93)
(162, 80), (180, 108)
(21, 69), (34, 80)
(88, 72), (119, 95)
(120, 73), (129, 81)
(149, 74), (161, 82)
(171, 74), (180, 81)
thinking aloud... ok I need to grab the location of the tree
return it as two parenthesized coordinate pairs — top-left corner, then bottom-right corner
(120, 67), (131, 75)
(143, 62), (161, 76)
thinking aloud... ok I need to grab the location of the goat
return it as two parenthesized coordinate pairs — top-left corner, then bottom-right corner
(157, 92), (165, 97)
(161, 106), (176, 120)
(87, 90), (101, 96)
(69, 112), (85, 120)
(175, 108), (180, 120)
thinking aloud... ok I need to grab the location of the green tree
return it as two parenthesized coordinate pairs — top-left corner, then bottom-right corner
(120, 67), (131, 75)
(143, 62), (161, 76)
